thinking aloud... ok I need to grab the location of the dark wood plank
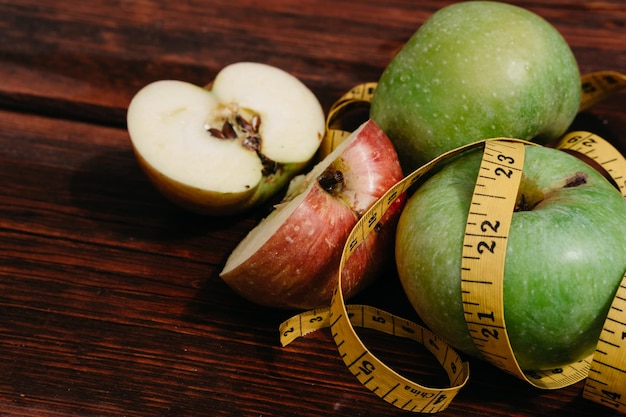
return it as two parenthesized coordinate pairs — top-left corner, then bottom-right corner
(1, 1), (625, 125)
(0, 1), (625, 416)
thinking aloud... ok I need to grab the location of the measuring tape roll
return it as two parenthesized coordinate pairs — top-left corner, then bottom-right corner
(280, 71), (626, 413)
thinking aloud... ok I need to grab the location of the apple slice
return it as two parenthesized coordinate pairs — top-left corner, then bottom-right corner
(126, 62), (325, 215)
(220, 119), (405, 309)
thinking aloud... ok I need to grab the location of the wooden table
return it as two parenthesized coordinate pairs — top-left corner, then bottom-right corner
(1, 1), (624, 416)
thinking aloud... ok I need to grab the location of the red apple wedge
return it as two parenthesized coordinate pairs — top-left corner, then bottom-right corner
(220, 119), (405, 309)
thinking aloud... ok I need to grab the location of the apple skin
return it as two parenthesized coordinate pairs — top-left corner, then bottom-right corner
(220, 119), (405, 310)
(132, 141), (307, 215)
(395, 144), (626, 370)
(370, 1), (581, 172)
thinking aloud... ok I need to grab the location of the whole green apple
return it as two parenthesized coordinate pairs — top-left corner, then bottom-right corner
(370, 1), (581, 172)
(395, 144), (626, 371)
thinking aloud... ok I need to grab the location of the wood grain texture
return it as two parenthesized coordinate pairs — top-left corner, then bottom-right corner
(0, 1), (625, 416)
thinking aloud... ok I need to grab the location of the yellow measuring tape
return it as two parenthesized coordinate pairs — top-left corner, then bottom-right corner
(579, 71), (626, 112)
(279, 71), (626, 413)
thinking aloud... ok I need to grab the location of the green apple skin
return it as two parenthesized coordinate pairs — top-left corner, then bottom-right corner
(395, 145), (626, 371)
(370, 1), (581, 172)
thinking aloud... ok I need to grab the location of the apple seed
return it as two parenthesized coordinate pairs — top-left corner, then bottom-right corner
(236, 114), (253, 132)
(207, 120), (238, 139)
(206, 110), (283, 177)
(251, 114), (261, 132)
(236, 114), (261, 134)
(207, 127), (226, 139)
(221, 120), (238, 139)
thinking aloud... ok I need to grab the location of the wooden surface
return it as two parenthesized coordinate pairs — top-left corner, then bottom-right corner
(1, 1), (625, 416)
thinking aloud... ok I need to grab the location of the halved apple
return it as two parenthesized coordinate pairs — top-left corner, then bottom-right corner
(220, 119), (405, 309)
(126, 62), (325, 215)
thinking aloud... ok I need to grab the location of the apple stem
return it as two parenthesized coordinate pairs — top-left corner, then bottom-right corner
(318, 167), (344, 194)
(258, 153), (281, 176)
(514, 194), (533, 212)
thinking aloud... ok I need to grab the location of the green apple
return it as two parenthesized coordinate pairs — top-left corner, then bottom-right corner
(370, 1), (581, 172)
(127, 62), (325, 215)
(395, 144), (626, 371)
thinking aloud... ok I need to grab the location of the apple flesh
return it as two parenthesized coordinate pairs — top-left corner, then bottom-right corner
(127, 62), (325, 215)
(395, 144), (626, 370)
(220, 119), (405, 310)
(370, 1), (581, 172)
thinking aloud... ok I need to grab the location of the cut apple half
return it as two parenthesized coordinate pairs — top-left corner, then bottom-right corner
(220, 119), (405, 309)
(126, 62), (325, 215)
